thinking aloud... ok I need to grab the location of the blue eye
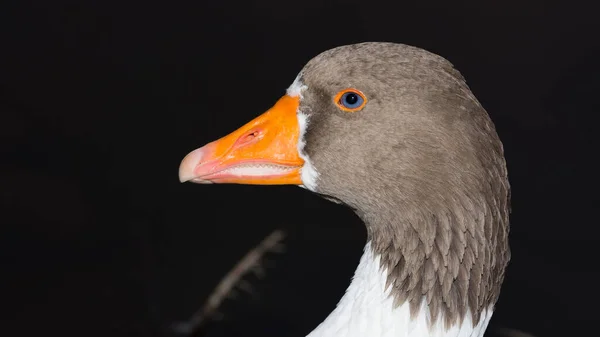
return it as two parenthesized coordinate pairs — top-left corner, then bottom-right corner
(336, 89), (367, 111)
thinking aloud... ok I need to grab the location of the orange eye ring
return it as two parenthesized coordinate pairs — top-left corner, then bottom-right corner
(334, 89), (368, 112)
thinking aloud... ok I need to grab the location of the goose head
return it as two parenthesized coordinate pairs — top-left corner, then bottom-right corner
(179, 42), (510, 337)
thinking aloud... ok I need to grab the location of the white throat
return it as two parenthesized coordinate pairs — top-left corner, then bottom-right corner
(306, 242), (494, 337)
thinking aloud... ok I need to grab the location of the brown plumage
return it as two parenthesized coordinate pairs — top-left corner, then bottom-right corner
(296, 42), (511, 328)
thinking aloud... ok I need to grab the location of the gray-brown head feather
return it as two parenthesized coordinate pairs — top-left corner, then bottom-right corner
(297, 42), (510, 328)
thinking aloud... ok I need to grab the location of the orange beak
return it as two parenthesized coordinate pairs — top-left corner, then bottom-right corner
(178, 95), (304, 185)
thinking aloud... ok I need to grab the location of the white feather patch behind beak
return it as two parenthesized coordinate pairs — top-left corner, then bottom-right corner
(297, 111), (319, 191)
(287, 73), (319, 191)
(287, 73), (308, 98)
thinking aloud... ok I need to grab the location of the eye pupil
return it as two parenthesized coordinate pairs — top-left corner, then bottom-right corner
(345, 93), (358, 105)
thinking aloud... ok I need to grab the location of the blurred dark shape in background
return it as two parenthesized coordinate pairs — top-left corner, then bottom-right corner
(1, 1), (597, 337)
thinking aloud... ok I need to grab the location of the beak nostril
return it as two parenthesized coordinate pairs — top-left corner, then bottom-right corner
(242, 130), (261, 143)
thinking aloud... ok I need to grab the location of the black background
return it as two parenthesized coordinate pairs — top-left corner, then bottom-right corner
(1, 1), (598, 337)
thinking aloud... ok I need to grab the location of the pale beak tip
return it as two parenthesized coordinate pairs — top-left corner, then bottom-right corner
(178, 166), (194, 183)
(178, 147), (206, 183)
(178, 173), (190, 183)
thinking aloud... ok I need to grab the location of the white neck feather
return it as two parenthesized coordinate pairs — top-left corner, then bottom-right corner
(306, 242), (494, 337)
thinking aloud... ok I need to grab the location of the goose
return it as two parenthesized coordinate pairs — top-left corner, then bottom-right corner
(178, 42), (510, 337)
